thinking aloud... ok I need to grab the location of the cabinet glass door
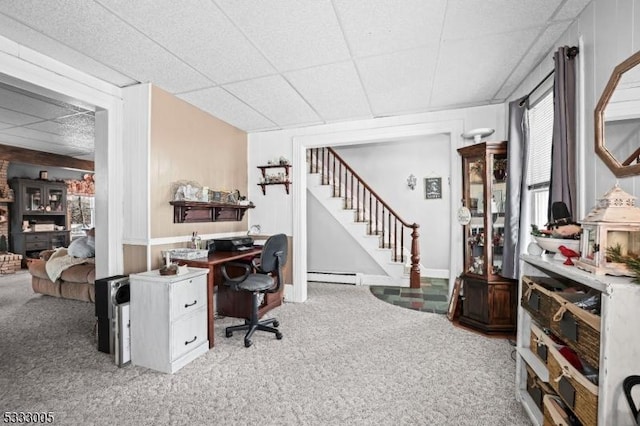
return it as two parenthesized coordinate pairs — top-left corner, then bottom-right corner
(490, 154), (507, 276)
(46, 187), (64, 212)
(466, 156), (486, 275)
(23, 185), (42, 212)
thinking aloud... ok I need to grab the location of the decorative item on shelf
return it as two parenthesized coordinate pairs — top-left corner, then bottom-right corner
(461, 127), (495, 144)
(406, 174), (417, 190)
(469, 160), (484, 184)
(159, 264), (178, 276)
(493, 158), (507, 181)
(576, 184), (640, 276)
(279, 156), (290, 166)
(530, 224), (581, 262)
(39, 170), (48, 180)
(171, 180), (203, 201)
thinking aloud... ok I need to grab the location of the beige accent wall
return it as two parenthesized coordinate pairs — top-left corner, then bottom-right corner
(123, 244), (147, 275)
(149, 86), (248, 238)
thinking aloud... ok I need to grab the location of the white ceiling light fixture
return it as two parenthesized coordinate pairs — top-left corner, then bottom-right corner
(461, 128), (495, 144)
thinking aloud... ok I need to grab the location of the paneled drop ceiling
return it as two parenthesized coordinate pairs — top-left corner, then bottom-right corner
(0, 0), (591, 158)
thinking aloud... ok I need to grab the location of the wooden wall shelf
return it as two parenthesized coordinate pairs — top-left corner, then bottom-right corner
(257, 181), (291, 195)
(170, 201), (254, 223)
(257, 164), (291, 195)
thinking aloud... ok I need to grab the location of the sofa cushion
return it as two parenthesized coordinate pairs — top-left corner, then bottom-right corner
(28, 258), (96, 284)
(60, 263), (96, 284)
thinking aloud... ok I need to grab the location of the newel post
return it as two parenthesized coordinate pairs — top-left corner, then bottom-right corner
(410, 223), (420, 288)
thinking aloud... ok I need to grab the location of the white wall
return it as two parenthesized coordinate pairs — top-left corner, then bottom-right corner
(507, 0), (640, 220)
(307, 194), (384, 275)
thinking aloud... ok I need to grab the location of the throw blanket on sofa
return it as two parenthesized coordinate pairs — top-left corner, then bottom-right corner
(45, 248), (95, 283)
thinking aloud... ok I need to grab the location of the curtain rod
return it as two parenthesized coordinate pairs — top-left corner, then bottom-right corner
(518, 46), (579, 107)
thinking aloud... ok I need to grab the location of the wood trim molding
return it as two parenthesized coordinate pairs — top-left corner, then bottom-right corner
(0, 143), (94, 171)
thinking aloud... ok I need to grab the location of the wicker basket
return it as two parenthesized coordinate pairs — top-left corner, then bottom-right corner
(526, 364), (556, 412)
(548, 291), (601, 369)
(530, 324), (551, 366)
(542, 394), (573, 426)
(522, 276), (568, 329)
(547, 338), (599, 426)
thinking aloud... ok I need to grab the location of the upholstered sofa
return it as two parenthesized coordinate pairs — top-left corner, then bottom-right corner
(27, 251), (96, 303)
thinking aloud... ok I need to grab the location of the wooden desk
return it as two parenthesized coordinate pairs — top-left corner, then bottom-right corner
(176, 247), (284, 348)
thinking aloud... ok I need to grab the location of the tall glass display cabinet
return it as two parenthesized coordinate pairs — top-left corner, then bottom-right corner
(457, 141), (517, 334)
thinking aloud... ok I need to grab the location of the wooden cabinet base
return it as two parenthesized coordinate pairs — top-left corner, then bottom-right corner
(459, 276), (517, 334)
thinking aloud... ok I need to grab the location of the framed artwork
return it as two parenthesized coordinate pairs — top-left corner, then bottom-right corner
(447, 276), (463, 321)
(425, 177), (442, 199)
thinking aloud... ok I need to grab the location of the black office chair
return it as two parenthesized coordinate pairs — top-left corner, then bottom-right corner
(220, 233), (287, 347)
(624, 375), (640, 425)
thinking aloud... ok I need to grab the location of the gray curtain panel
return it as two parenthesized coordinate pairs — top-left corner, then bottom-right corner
(502, 96), (529, 279)
(548, 46), (577, 221)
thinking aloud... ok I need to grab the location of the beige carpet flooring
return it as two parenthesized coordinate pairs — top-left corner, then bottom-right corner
(0, 271), (531, 425)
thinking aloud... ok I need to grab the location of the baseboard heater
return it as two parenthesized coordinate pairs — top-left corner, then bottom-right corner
(307, 271), (362, 285)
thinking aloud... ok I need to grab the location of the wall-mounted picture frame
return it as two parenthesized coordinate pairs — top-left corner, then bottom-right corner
(425, 177), (442, 199)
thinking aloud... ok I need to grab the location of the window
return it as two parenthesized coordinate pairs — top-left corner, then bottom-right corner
(526, 90), (554, 228)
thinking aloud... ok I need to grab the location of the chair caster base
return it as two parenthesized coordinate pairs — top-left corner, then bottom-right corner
(244, 339), (252, 348)
(276, 332), (283, 340)
(225, 330), (233, 338)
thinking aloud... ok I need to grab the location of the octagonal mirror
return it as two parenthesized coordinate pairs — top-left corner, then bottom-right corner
(595, 50), (640, 177)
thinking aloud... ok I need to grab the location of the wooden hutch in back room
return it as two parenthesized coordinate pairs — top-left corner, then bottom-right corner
(457, 141), (517, 334)
(9, 177), (70, 263)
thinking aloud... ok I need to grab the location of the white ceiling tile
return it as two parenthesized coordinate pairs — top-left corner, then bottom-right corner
(0, 0), (212, 92)
(431, 29), (541, 108)
(356, 47), (438, 116)
(0, 14), (137, 87)
(97, 0), (275, 84)
(285, 61), (371, 122)
(178, 87), (277, 132)
(0, 86), (77, 119)
(0, 107), (43, 126)
(495, 21), (571, 100)
(442, 0), (563, 41)
(2, 126), (69, 145)
(333, 0), (446, 57)
(215, 0), (350, 71)
(0, 130), (92, 156)
(224, 75), (322, 127)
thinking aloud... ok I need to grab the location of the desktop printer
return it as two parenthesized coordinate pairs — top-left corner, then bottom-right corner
(212, 236), (254, 251)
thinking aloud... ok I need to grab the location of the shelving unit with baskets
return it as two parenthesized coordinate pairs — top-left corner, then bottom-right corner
(516, 254), (640, 425)
(257, 165), (291, 195)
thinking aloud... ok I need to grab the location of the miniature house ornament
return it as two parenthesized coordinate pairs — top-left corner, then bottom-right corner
(575, 184), (640, 276)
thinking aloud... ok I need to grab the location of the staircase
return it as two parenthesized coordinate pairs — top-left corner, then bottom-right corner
(307, 147), (420, 288)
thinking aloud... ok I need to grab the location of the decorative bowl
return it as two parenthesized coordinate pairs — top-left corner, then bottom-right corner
(533, 236), (580, 254)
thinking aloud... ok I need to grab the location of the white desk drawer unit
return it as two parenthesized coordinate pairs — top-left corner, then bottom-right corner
(130, 267), (209, 374)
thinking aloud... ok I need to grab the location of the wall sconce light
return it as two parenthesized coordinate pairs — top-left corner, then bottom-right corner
(407, 174), (417, 190)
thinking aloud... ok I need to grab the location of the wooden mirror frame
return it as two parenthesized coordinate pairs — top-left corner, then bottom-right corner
(595, 50), (640, 177)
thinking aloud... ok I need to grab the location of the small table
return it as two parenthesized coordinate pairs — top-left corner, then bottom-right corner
(176, 247), (284, 348)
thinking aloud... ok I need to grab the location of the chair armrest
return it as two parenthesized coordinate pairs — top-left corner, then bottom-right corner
(220, 261), (251, 287)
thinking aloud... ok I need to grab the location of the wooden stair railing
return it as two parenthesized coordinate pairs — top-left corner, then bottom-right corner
(308, 147), (421, 288)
